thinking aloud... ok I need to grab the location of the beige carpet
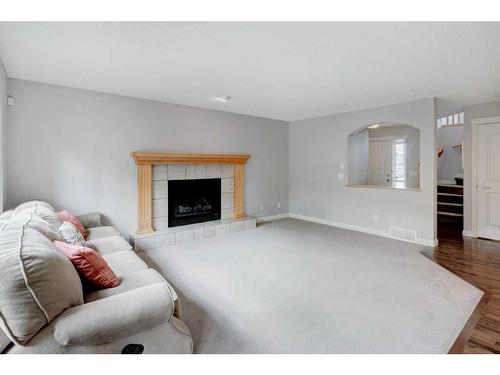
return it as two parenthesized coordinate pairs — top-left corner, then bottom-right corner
(139, 218), (482, 353)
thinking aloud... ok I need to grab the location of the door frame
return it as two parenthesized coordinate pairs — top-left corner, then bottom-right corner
(470, 116), (500, 237)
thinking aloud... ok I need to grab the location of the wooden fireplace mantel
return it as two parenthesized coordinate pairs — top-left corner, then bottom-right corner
(130, 151), (251, 165)
(130, 151), (251, 234)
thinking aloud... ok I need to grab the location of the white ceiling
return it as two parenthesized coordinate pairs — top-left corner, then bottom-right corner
(0, 22), (499, 121)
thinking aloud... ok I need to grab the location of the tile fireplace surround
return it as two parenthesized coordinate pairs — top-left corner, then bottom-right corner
(129, 152), (256, 250)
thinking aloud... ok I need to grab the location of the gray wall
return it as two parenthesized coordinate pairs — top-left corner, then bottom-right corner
(289, 98), (436, 243)
(6, 79), (289, 233)
(0, 58), (7, 212)
(437, 125), (463, 182)
(463, 101), (500, 233)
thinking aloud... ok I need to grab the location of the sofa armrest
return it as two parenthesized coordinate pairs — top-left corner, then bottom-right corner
(53, 283), (174, 346)
(77, 212), (102, 228)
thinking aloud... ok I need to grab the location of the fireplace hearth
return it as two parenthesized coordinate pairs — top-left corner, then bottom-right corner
(168, 178), (221, 227)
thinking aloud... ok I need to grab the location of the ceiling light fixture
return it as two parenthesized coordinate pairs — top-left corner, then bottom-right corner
(368, 123), (380, 129)
(213, 96), (232, 103)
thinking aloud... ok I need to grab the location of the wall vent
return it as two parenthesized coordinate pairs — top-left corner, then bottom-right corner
(389, 226), (417, 242)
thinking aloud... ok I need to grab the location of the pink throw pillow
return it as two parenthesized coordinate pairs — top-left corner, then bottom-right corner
(54, 241), (120, 288)
(57, 210), (86, 237)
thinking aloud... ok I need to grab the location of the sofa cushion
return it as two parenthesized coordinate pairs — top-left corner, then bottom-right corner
(85, 226), (121, 241)
(102, 251), (148, 277)
(14, 201), (61, 230)
(0, 227), (83, 345)
(86, 235), (132, 255)
(15, 200), (55, 213)
(0, 210), (13, 226)
(53, 283), (174, 346)
(77, 212), (102, 229)
(85, 268), (167, 303)
(1, 211), (62, 241)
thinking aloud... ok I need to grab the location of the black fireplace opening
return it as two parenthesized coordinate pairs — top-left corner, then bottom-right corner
(168, 178), (221, 228)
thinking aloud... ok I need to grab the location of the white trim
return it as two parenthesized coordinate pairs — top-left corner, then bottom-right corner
(257, 213), (289, 223)
(346, 184), (421, 192)
(437, 180), (455, 185)
(369, 136), (393, 141)
(289, 213), (438, 247)
(433, 97), (438, 244)
(470, 115), (500, 238)
(369, 135), (408, 142)
(462, 230), (475, 238)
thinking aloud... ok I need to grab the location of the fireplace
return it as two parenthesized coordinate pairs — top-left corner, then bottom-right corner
(168, 178), (221, 227)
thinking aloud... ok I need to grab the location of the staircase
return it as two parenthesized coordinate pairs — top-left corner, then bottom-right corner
(437, 182), (463, 231)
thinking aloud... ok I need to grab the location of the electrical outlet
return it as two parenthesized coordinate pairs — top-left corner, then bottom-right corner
(337, 172), (344, 179)
(373, 214), (379, 222)
(340, 163), (345, 170)
(260, 205), (264, 212)
(277, 202), (281, 209)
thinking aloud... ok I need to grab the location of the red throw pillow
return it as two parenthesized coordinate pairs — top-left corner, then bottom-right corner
(57, 210), (86, 237)
(53, 241), (120, 288)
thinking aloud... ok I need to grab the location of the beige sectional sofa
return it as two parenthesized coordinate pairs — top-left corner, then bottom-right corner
(0, 201), (192, 354)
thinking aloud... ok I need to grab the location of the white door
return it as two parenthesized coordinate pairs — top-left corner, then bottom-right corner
(369, 140), (392, 186)
(477, 123), (500, 240)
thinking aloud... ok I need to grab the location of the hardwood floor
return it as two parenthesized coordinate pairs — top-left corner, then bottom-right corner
(434, 229), (500, 354)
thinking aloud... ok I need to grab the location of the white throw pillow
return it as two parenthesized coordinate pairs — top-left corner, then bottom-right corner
(58, 222), (86, 246)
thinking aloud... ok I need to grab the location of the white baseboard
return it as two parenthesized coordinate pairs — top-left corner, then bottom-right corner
(289, 213), (438, 247)
(462, 230), (475, 238)
(257, 213), (290, 223)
